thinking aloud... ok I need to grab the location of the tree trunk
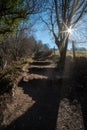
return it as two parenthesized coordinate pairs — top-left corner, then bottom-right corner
(59, 39), (68, 63)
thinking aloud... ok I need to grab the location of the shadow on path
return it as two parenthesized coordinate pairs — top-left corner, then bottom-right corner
(61, 57), (87, 130)
(28, 68), (61, 79)
(2, 57), (87, 130)
(29, 61), (51, 66)
(4, 78), (62, 130)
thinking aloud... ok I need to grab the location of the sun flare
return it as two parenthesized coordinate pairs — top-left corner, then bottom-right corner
(67, 26), (72, 34)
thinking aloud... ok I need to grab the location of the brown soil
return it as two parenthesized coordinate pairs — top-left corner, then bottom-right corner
(1, 58), (87, 130)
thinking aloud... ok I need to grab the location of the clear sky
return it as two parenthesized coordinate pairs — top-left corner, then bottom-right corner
(35, 29), (56, 48)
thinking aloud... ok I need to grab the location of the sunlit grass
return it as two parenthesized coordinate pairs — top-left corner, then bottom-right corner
(54, 50), (87, 58)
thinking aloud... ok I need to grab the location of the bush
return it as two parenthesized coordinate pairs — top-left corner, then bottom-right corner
(0, 76), (13, 94)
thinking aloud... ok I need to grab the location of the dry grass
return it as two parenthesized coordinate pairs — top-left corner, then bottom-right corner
(54, 50), (87, 58)
(0, 57), (33, 94)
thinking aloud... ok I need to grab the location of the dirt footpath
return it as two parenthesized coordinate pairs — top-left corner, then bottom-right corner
(1, 60), (85, 130)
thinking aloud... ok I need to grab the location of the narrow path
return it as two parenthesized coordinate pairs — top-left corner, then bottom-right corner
(2, 60), (85, 130)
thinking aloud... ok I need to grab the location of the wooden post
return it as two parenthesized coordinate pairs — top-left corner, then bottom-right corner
(53, 46), (55, 55)
(72, 40), (75, 59)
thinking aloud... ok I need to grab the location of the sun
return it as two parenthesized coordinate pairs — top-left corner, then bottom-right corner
(60, 25), (73, 35)
(67, 26), (72, 34)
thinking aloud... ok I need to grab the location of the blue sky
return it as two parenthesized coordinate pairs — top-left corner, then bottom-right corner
(29, 13), (87, 50)
(35, 29), (56, 48)
(34, 23), (87, 50)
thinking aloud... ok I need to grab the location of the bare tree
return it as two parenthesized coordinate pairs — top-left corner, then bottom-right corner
(40, 0), (87, 61)
(0, 24), (37, 69)
(9, 29), (37, 61)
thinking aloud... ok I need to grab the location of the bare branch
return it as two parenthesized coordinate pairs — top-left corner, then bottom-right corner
(39, 15), (51, 32)
(54, 0), (61, 29)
